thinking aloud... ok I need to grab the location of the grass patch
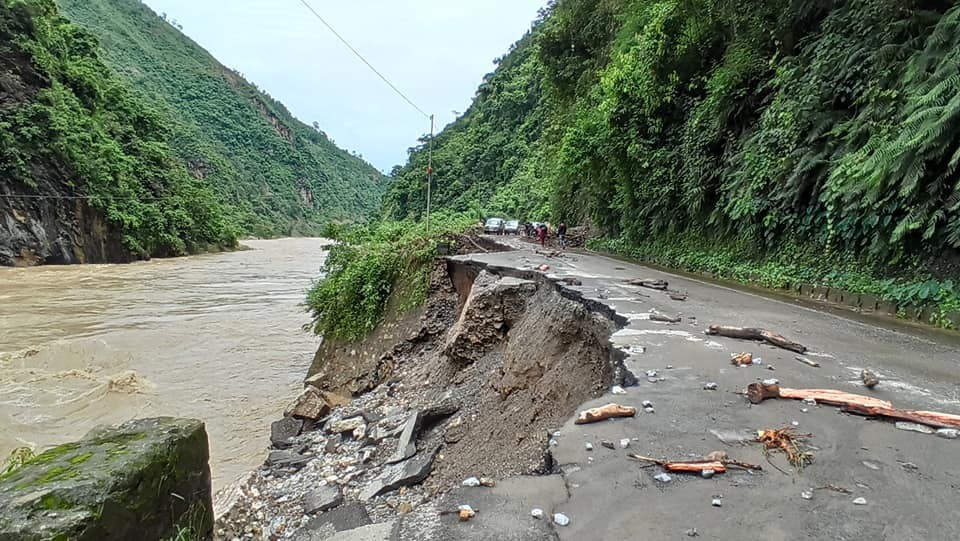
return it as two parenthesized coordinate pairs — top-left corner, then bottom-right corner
(307, 215), (473, 342)
(592, 234), (960, 329)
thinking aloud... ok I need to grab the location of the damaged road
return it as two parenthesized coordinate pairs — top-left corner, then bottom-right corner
(218, 236), (960, 541)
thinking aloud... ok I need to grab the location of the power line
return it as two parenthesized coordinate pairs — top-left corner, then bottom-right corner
(296, 0), (430, 119)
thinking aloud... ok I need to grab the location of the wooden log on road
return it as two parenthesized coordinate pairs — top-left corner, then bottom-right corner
(575, 403), (637, 424)
(747, 383), (960, 429)
(706, 325), (808, 353)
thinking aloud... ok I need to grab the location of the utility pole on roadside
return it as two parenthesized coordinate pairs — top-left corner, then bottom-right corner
(426, 114), (434, 235)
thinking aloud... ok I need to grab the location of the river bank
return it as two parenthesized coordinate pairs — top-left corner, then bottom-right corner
(0, 238), (329, 492)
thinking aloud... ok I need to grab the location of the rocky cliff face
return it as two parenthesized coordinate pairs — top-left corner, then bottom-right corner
(0, 188), (130, 266)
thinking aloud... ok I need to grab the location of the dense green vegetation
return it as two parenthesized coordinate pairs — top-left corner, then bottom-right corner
(1, 0), (235, 257)
(57, 0), (386, 236)
(383, 0), (960, 325)
(306, 214), (473, 341)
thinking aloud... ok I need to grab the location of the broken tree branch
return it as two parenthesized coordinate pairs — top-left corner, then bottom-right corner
(842, 404), (960, 429)
(794, 355), (820, 368)
(649, 313), (682, 323)
(706, 325), (807, 353)
(575, 403), (637, 424)
(747, 383), (960, 429)
(626, 278), (669, 290)
(747, 383), (892, 408)
(628, 454), (761, 473)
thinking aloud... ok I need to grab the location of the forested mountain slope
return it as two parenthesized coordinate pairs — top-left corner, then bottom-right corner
(0, 0), (234, 265)
(387, 0), (960, 275)
(58, 0), (386, 237)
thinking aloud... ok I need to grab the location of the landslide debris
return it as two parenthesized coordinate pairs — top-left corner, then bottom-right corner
(215, 250), (632, 539)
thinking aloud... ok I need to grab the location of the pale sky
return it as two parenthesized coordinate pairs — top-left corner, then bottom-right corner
(142, 1), (546, 172)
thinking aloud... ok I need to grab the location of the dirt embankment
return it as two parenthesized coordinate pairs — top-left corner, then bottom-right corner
(215, 244), (633, 539)
(308, 254), (631, 483)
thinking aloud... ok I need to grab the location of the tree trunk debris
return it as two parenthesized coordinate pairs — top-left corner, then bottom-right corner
(628, 454), (762, 473)
(575, 403), (638, 424)
(649, 313), (682, 323)
(794, 355), (820, 368)
(626, 278), (668, 290)
(706, 325), (808, 353)
(747, 383), (960, 429)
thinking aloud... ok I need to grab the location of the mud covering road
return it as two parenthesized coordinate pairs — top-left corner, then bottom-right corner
(437, 237), (960, 541)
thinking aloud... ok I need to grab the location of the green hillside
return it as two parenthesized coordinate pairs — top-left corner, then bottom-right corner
(1, 0), (234, 264)
(58, 0), (386, 237)
(386, 0), (960, 273)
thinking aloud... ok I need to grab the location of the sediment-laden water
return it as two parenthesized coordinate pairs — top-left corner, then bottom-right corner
(0, 238), (328, 491)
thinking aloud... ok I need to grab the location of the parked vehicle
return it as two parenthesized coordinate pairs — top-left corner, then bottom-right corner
(484, 218), (505, 234)
(504, 220), (521, 235)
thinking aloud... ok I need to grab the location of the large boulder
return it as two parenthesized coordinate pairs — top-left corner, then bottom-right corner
(0, 417), (213, 540)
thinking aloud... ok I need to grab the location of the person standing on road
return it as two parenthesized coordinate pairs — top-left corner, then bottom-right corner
(557, 222), (568, 249)
(537, 223), (547, 247)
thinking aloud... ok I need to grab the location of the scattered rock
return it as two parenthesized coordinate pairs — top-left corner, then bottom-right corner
(701, 469), (715, 479)
(895, 422), (936, 435)
(287, 386), (331, 421)
(861, 369), (880, 389)
(936, 428), (959, 439)
(654, 473), (672, 483)
(852, 497), (867, 505)
(458, 504), (476, 522)
(861, 460), (880, 471)
(360, 449), (438, 500)
(644, 406), (655, 414)
(641, 400), (654, 408)
(801, 490), (813, 500)
(619, 438), (631, 449)
(685, 528), (699, 537)
(462, 477), (481, 487)
(479, 477), (496, 487)
(585, 442), (594, 451)
(397, 502), (413, 515)
(703, 382), (718, 391)
(298, 504), (372, 535)
(267, 450), (312, 470)
(601, 440), (615, 450)
(711, 498), (722, 507)
(386, 412), (421, 464)
(271, 416), (304, 449)
(553, 513), (570, 526)
(802, 398), (817, 407)
(303, 485), (343, 514)
(761, 378), (779, 386)
(326, 416), (367, 439)
(611, 385), (626, 395)
(706, 450), (727, 462)
(645, 370), (658, 378)
(531, 508), (544, 519)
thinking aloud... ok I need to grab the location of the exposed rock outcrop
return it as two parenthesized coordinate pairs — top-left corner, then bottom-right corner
(0, 417), (213, 540)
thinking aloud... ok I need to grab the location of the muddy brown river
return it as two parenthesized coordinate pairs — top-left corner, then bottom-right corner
(0, 238), (327, 493)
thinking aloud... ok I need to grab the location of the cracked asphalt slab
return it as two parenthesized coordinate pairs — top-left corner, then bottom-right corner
(433, 238), (960, 541)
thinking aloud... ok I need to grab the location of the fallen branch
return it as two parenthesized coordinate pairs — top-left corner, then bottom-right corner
(706, 325), (807, 353)
(747, 383), (960, 429)
(575, 403), (638, 424)
(649, 313), (681, 323)
(843, 404), (960, 429)
(794, 356), (820, 368)
(626, 278), (668, 290)
(628, 454), (762, 473)
(747, 383), (893, 409)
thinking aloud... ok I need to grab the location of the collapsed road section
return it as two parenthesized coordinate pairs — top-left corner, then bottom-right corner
(217, 238), (960, 541)
(215, 241), (636, 540)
